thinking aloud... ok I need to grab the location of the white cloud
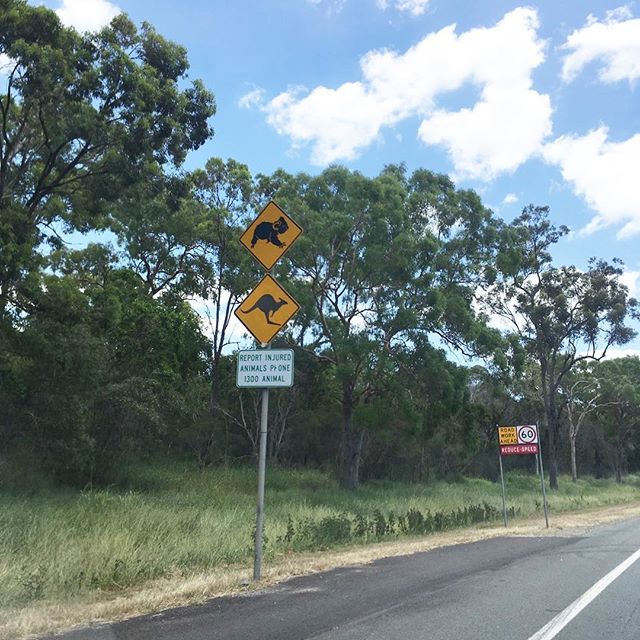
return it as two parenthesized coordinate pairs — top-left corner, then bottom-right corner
(55, 0), (120, 32)
(561, 6), (640, 83)
(419, 85), (551, 180)
(502, 193), (519, 205)
(238, 88), (266, 109)
(621, 269), (640, 298)
(601, 348), (640, 360)
(189, 294), (251, 353)
(604, 5), (634, 22)
(377, 0), (431, 16)
(265, 82), (386, 164)
(397, 0), (430, 16)
(262, 8), (551, 178)
(543, 127), (640, 238)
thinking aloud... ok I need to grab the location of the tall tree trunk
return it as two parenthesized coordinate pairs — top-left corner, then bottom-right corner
(209, 352), (222, 415)
(543, 389), (559, 490)
(615, 449), (623, 483)
(570, 434), (578, 482)
(615, 430), (624, 484)
(340, 382), (363, 489)
(196, 352), (222, 467)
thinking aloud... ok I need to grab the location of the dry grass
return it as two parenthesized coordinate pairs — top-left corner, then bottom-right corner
(4, 463), (638, 615)
(4, 500), (640, 640)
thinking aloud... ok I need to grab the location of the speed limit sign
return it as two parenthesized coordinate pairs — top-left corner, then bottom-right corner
(498, 424), (540, 455)
(496, 423), (549, 529)
(517, 424), (538, 445)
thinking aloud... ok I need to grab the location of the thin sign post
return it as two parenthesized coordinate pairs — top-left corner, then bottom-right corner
(238, 200), (302, 582)
(498, 446), (508, 527)
(253, 372), (269, 580)
(537, 425), (549, 529)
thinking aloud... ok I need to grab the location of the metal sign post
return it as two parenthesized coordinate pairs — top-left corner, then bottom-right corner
(537, 425), (549, 529)
(498, 450), (508, 528)
(237, 200), (302, 582)
(253, 353), (270, 580)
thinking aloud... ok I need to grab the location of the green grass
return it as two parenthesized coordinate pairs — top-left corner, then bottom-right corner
(1, 459), (638, 609)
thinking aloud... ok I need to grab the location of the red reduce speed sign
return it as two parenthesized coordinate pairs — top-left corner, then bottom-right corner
(517, 425), (538, 444)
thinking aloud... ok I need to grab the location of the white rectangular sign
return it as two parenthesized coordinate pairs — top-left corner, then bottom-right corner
(236, 349), (294, 388)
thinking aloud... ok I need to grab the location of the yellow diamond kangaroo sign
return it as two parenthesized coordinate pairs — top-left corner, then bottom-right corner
(240, 201), (302, 271)
(234, 274), (300, 345)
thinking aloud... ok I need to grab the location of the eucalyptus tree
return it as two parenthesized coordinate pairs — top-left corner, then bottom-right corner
(271, 166), (409, 487)
(110, 172), (212, 297)
(486, 206), (639, 489)
(392, 336), (478, 480)
(592, 357), (640, 483)
(108, 157), (258, 398)
(559, 362), (612, 482)
(276, 165), (504, 488)
(467, 365), (520, 456)
(0, 1), (215, 317)
(191, 158), (260, 407)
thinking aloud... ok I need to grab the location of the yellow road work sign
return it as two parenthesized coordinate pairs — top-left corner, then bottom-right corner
(239, 201), (302, 271)
(234, 274), (300, 345)
(498, 426), (518, 445)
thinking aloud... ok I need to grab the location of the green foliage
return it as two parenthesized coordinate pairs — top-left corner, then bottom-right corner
(486, 206), (639, 489)
(274, 503), (508, 551)
(591, 357), (640, 481)
(0, 0), (215, 314)
(269, 165), (505, 488)
(0, 4), (221, 485)
(0, 2), (639, 565)
(0, 272), (210, 483)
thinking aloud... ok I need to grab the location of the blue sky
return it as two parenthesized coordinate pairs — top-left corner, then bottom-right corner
(24, 0), (640, 355)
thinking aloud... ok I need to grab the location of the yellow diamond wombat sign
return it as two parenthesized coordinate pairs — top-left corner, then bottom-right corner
(234, 274), (300, 345)
(239, 201), (302, 271)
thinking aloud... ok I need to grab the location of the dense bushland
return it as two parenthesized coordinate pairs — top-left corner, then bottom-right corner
(1, 0), (639, 493)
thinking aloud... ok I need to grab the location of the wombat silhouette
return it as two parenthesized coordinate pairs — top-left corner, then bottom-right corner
(251, 217), (289, 248)
(242, 294), (288, 325)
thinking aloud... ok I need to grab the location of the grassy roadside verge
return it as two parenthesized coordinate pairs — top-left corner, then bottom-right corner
(1, 460), (639, 638)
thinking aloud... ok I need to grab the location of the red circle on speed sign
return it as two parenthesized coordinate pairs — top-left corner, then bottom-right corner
(517, 425), (538, 444)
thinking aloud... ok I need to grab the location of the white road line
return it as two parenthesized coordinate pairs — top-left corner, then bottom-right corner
(527, 546), (640, 640)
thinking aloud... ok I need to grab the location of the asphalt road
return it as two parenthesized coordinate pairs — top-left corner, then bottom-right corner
(45, 517), (640, 640)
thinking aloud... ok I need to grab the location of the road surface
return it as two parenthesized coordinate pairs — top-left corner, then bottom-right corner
(45, 516), (640, 640)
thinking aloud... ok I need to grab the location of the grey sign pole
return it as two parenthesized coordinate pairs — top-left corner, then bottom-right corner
(498, 451), (508, 528)
(253, 342), (271, 581)
(253, 385), (269, 580)
(537, 425), (549, 529)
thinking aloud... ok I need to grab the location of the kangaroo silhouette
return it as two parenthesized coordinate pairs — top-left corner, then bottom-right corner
(251, 217), (289, 248)
(242, 295), (288, 325)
